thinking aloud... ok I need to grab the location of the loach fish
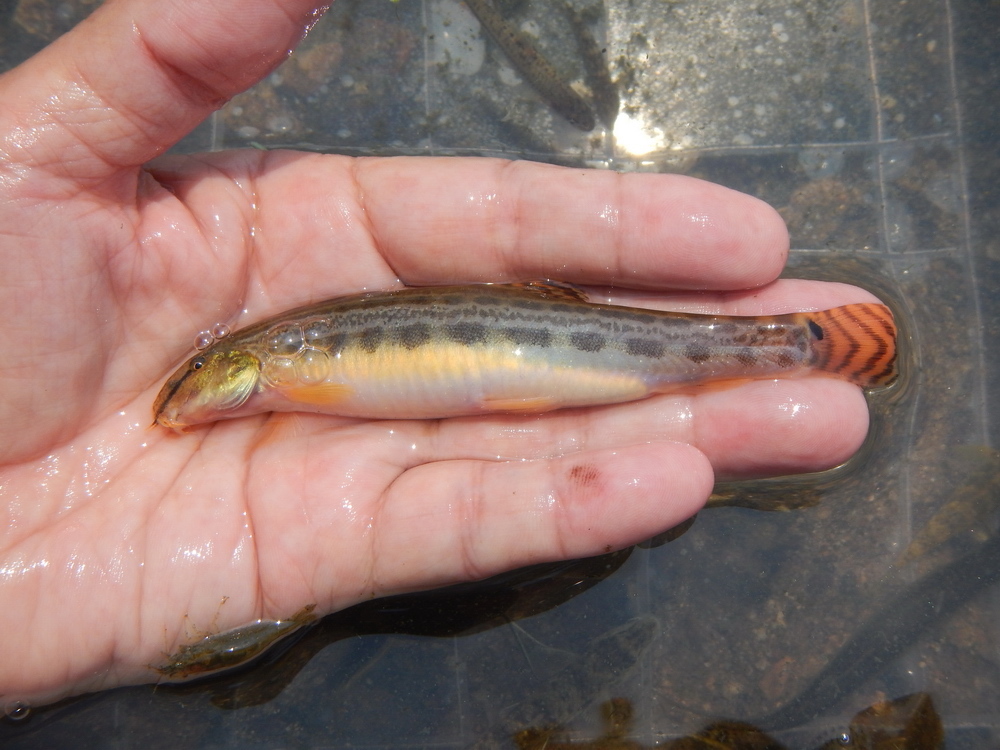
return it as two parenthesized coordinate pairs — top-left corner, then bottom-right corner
(153, 281), (898, 431)
(463, 0), (597, 131)
(562, 2), (619, 130)
(154, 604), (318, 681)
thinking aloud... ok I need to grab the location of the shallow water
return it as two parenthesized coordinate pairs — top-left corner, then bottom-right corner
(2, 0), (999, 746)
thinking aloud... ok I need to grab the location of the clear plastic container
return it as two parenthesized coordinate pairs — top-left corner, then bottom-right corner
(2, 0), (998, 746)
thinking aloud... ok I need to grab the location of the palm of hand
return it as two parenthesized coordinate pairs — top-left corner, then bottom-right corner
(0, 151), (724, 704)
(0, 0), (873, 708)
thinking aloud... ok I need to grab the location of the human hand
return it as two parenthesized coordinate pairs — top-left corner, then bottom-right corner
(0, 0), (878, 707)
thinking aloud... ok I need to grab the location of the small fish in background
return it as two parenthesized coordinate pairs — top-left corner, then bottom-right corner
(467, 617), (658, 749)
(462, 0), (597, 130)
(669, 721), (786, 750)
(817, 693), (943, 750)
(895, 445), (1000, 569)
(514, 700), (787, 750)
(197, 549), (633, 709)
(562, 1), (619, 130)
(154, 604), (318, 681)
(755, 524), (1000, 731)
(153, 281), (898, 431)
(511, 692), (942, 749)
(514, 697), (640, 749)
(705, 481), (824, 512)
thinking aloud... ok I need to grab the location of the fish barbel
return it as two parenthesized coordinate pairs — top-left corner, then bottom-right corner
(153, 281), (897, 430)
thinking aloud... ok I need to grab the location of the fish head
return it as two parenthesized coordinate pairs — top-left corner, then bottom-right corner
(153, 348), (261, 430)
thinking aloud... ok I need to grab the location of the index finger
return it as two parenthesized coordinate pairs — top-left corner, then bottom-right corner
(356, 157), (789, 291)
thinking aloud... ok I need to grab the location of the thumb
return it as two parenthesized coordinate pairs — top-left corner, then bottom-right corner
(0, 0), (326, 187)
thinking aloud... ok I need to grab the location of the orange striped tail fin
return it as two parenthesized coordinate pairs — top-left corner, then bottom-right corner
(808, 303), (898, 388)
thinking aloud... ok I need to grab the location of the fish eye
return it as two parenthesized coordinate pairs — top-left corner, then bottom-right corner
(191, 357), (206, 371)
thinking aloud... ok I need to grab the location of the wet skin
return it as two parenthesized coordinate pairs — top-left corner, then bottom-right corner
(0, 0), (882, 709)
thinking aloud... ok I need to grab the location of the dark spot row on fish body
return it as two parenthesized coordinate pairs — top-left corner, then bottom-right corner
(322, 331), (348, 353)
(594, 306), (657, 325)
(729, 324), (791, 346)
(502, 326), (553, 347)
(570, 331), (606, 352)
(359, 293), (665, 342)
(774, 352), (796, 368)
(397, 321), (433, 349)
(444, 321), (490, 345)
(357, 326), (385, 353)
(623, 337), (666, 359)
(735, 348), (757, 367)
(684, 343), (711, 364)
(258, 288), (816, 369)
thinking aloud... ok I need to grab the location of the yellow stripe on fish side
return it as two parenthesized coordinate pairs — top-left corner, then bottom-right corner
(278, 341), (651, 413)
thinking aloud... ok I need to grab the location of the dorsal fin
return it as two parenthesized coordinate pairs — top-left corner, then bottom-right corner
(504, 280), (591, 303)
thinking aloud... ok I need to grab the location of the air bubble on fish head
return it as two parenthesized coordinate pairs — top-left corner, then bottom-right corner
(3, 700), (31, 722)
(212, 323), (231, 340)
(194, 331), (215, 350)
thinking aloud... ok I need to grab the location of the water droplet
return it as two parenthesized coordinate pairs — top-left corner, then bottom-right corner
(838, 731), (852, 746)
(194, 331), (215, 350)
(211, 323), (231, 340)
(4, 700), (31, 721)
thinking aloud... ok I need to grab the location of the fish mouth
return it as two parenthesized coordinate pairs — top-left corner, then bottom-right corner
(152, 413), (188, 432)
(152, 368), (193, 430)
